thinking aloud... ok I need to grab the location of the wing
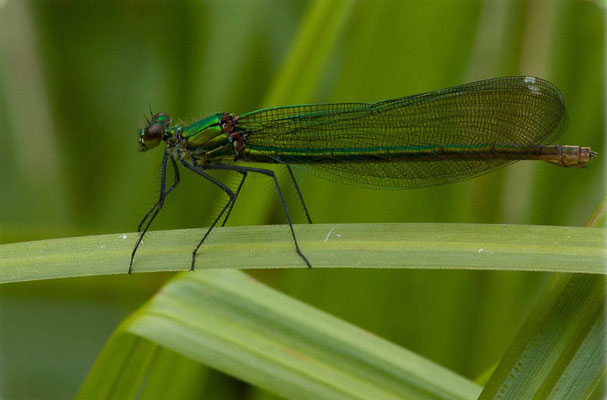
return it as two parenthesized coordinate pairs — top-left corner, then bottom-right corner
(237, 76), (568, 189)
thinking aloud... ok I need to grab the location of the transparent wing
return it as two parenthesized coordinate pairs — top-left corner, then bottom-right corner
(238, 76), (567, 189)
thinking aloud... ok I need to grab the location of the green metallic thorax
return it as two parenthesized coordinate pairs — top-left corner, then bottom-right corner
(181, 113), (224, 148)
(175, 113), (235, 162)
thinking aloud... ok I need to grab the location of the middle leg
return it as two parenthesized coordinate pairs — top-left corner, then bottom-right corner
(204, 164), (311, 268)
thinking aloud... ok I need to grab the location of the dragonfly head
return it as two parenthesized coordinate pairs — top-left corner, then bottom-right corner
(139, 112), (172, 151)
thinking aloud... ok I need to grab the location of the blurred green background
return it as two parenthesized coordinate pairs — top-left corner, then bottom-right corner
(0, 0), (604, 398)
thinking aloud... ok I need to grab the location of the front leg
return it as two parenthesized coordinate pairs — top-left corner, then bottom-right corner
(137, 156), (180, 232)
(130, 152), (177, 274)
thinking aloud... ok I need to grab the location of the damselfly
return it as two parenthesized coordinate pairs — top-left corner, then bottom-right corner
(130, 76), (595, 273)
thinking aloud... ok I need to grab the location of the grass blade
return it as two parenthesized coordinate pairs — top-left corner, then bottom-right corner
(78, 332), (208, 400)
(79, 269), (482, 400)
(478, 198), (607, 399)
(1, 223), (605, 284)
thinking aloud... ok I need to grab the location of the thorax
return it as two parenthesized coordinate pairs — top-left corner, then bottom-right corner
(172, 113), (246, 165)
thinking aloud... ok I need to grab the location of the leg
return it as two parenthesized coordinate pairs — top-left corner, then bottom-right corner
(130, 152), (178, 274)
(137, 156), (180, 232)
(205, 164), (311, 268)
(285, 164), (313, 224)
(220, 171), (247, 227)
(180, 160), (235, 271)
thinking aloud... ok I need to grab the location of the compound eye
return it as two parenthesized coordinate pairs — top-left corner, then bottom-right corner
(142, 124), (164, 149)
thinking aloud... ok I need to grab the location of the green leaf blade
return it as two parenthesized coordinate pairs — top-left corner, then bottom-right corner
(83, 269), (482, 400)
(478, 199), (607, 399)
(1, 223), (605, 284)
